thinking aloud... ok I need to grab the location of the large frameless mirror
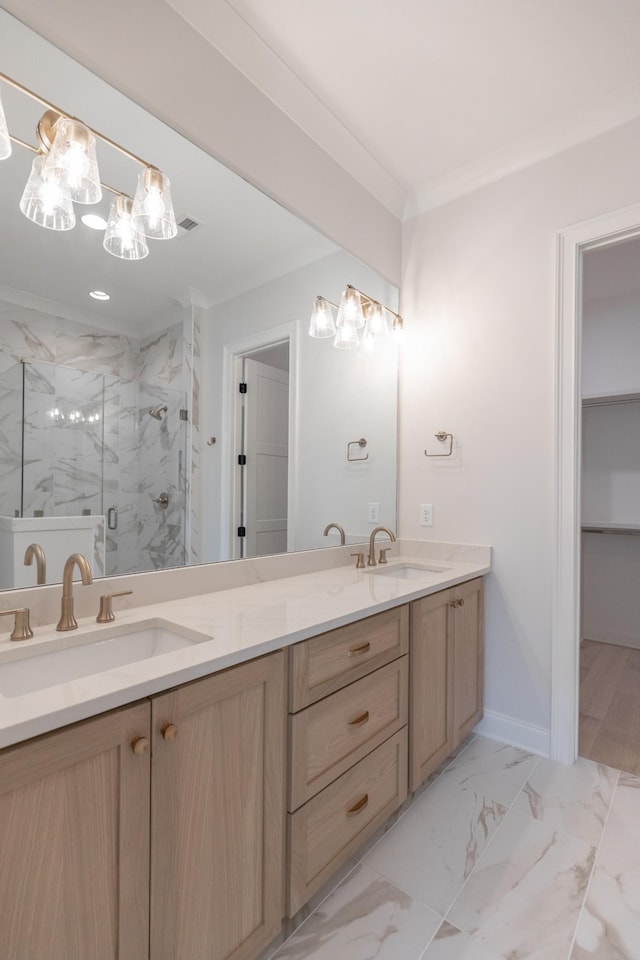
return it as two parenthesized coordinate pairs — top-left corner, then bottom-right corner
(0, 8), (398, 589)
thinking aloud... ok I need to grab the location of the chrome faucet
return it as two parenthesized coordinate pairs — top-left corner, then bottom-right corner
(57, 553), (93, 631)
(323, 522), (346, 545)
(367, 526), (396, 567)
(24, 542), (47, 585)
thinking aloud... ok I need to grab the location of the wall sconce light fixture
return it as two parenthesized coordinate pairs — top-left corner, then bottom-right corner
(309, 284), (404, 351)
(0, 72), (176, 261)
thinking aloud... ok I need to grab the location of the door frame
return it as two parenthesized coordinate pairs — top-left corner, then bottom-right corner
(220, 322), (297, 560)
(552, 201), (640, 763)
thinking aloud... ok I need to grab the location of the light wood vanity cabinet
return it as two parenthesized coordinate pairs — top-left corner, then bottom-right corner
(410, 577), (484, 790)
(150, 652), (286, 960)
(0, 574), (485, 958)
(0, 701), (151, 960)
(287, 606), (409, 915)
(0, 652), (285, 960)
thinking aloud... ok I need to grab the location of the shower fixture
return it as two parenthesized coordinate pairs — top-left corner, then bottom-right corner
(149, 405), (168, 420)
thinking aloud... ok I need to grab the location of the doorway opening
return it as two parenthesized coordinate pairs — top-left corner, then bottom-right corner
(578, 235), (640, 774)
(553, 201), (640, 765)
(231, 339), (290, 560)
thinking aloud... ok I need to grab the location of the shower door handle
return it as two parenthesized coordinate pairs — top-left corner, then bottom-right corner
(107, 507), (118, 530)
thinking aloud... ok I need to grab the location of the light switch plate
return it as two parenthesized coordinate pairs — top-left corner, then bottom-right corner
(368, 502), (380, 523)
(420, 503), (433, 527)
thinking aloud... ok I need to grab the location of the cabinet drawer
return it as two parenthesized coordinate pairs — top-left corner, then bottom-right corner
(289, 657), (408, 810)
(287, 728), (407, 915)
(289, 606), (409, 711)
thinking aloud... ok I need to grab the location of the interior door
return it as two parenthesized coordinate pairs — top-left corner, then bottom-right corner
(242, 357), (289, 557)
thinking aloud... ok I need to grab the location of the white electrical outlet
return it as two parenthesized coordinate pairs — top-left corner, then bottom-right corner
(420, 503), (433, 527)
(368, 502), (380, 523)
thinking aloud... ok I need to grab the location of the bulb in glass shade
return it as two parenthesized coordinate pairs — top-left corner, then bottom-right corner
(362, 301), (389, 347)
(43, 118), (101, 204)
(20, 154), (75, 231)
(309, 297), (336, 338)
(333, 323), (359, 350)
(0, 89), (11, 160)
(132, 167), (177, 239)
(104, 195), (149, 260)
(392, 316), (404, 343)
(336, 286), (364, 329)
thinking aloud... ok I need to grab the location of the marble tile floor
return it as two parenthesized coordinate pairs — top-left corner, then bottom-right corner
(266, 735), (640, 960)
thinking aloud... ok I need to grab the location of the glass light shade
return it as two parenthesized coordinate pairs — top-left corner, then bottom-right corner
(19, 154), (76, 231)
(393, 316), (404, 343)
(336, 286), (364, 329)
(104, 195), (149, 260)
(43, 117), (102, 204)
(363, 301), (389, 345)
(132, 167), (177, 239)
(333, 322), (360, 350)
(0, 89), (11, 160)
(309, 297), (336, 338)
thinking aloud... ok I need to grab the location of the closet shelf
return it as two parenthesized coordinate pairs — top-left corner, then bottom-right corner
(582, 522), (640, 536)
(582, 391), (640, 407)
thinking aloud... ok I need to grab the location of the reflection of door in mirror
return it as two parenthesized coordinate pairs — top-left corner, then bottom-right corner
(235, 349), (290, 559)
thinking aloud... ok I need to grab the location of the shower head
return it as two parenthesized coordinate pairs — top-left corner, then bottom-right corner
(149, 405), (168, 420)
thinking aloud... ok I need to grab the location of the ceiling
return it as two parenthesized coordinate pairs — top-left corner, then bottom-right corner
(0, 8), (337, 334)
(167, 0), (640, 219)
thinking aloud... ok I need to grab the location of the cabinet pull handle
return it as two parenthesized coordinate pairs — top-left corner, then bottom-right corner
(161, 723), (178, 741)
(347, 793), (369, 816)
(458, 598), (465, 607)
(348, 641), (371, 657)
(131, 736), (149, 755)
(348, 710), (370, 727)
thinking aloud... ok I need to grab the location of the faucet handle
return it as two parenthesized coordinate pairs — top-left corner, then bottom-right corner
(0, 608), (34, 641)
(351, 552), (366, 569)
(97, 590), (133, 623)
(378, 547), (392, 565)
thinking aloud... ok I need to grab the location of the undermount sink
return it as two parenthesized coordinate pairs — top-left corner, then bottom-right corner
(366, 562), (450, 581)
(0, 620), (208, 698)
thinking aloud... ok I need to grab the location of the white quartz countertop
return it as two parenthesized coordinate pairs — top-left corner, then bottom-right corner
(0, 545), (490, 749)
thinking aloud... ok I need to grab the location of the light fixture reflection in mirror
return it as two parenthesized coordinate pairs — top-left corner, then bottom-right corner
(0, 68), (177, 258)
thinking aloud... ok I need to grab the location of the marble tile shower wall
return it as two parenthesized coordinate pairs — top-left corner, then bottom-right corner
(0, 361), (23, 517)
(0, 299), (195, 577)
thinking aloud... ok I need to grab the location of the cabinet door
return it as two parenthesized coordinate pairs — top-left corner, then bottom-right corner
(453, 577), (485, 743)
(409, 590), (454, 791)
(0, 702), (150, 960)
(150, 651), (286, 960)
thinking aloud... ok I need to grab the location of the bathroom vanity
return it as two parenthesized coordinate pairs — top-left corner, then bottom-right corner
(0, 544), (488, 960)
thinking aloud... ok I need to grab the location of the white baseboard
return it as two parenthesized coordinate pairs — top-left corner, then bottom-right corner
(583, 629), (640, 650)
(474, 710), (551, 758)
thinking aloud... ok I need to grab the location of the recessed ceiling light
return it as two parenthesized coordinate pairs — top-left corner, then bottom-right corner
(81, 214), (108, 230)
(89, 290), (110, 301)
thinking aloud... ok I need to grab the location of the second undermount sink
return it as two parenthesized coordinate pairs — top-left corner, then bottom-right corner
(366, 562), (450, 581)
(0, 620), (209, 698)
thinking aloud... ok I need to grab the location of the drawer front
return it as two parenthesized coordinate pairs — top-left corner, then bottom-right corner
(289, 657), (408, 810)
(287, 728), (408, 916)
(289, 606), (409, 711)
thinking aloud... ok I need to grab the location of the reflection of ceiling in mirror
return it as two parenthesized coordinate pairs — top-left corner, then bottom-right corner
(0, 9), (337, 336)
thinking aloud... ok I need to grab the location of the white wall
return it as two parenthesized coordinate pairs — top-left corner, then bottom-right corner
(400, 115), (640, 750)
(583, 291), (640, 397)
(200, 251), (398, 561)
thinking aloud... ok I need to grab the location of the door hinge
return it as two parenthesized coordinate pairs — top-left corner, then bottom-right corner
(237, 526), (246, 537)
(179, 409), (188, 421)
(237, 454), (247, 465)
(239, 382), (247, 394)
